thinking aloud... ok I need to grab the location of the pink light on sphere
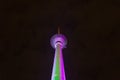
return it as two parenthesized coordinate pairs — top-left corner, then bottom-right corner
(50, 34), (67, 49)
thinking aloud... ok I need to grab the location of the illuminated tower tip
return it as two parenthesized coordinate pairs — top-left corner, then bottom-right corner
(50, 28), (67, 80)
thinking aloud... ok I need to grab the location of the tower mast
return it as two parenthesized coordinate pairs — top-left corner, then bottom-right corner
(50, 28), (67, 80)
(58, 27), (60, 34)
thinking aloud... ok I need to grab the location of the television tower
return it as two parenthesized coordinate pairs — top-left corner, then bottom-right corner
(50, 28), (67, 80)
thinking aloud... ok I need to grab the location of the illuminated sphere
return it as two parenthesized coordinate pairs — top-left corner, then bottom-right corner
(50, 34), (67, 49)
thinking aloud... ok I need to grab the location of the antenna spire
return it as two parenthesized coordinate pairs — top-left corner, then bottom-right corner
(58, 27), (60, 34)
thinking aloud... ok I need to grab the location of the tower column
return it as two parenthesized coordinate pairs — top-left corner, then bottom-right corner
(50, 34), (67, 80)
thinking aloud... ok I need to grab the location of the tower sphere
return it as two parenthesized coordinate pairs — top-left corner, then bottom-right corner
(50, 34), (67, 49)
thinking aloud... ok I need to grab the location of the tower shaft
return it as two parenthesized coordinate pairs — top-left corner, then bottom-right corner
(51, 44), (66, 80)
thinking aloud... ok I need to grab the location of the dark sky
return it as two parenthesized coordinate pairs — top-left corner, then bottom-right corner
(0, 0), (120, 80)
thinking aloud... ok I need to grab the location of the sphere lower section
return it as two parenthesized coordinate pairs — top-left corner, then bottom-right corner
(50, 34), (67, 49)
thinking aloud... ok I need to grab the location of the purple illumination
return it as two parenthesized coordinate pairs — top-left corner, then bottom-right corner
(60, 45), (66, 80)
(50, 34), (67, 49)
(50, 33), (67, 80)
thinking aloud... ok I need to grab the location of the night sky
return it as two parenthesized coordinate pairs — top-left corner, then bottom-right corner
(0, 0), (120, 80)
